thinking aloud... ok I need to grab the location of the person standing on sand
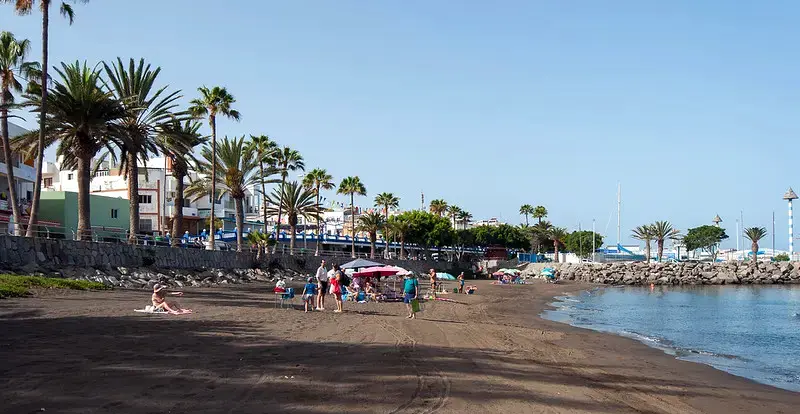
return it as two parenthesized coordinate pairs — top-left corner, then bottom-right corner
(458, 272), (465, 293)
(302, 277), (317, 313)
(315, 260), (328, 310)
(330, 264), (344, 313)
(404, 274), (419, 319)
(428, 269), (437, 299)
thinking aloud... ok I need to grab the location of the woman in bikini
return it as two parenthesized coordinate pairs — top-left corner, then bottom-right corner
(152, 284), (192, 314)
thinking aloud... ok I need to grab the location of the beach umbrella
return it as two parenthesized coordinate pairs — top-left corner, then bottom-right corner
(436, 272), (457, 281)
(353, 266), (404, 278)
(492, 271), (505, 277)
(340, 258), (384, 269)
(499, 268), (521, 275)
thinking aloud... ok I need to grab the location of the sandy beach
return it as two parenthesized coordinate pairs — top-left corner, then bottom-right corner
(1, 280), (798, 413)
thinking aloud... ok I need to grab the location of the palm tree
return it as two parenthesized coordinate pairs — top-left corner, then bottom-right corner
(270, 146), (304, 252)
(337, 176), (366, 257)
(188, 86), (240, 250)
(743, 227), (767, 263)
(302, 168), (334, 255)
(246, 231), (269, 261)
(185, 136), (256, 252)
(264, 181), (320, 255)
(447, 205), (462, 230)
(457, 210), (472, 230)
(388, 215), (411, 259)
(519, 204), (534, 226)
(245, 134), (278, 229)
(533, 206), (548, 224)
(0, 31), (39, 235)
(374, 192), (399, 258)
(549, 227), (568, 263)
(103, 58), (182, 242)
(651, 221), (679, 262)
(156, 120), (206, 246)
(530, 220), (553, 253)
(357, 211), (384, 259)
(30, 61), (125, 240)
(429, 199), (447, 216)
(631, 225), (655, 263)
(4, 0), (84, 237)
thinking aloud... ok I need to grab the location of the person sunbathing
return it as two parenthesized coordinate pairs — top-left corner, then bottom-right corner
(152, 284), (192, 314)
(365, 282), (384, 302)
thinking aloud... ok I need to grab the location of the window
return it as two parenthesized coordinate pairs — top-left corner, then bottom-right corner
(43, 178), (53, 187)
(26, 191), (32, 201)
(139, 219), (153, 232)
(138, 195), (152, 204)
(67, 173), (73, 180)
(111, 209), (118, 219)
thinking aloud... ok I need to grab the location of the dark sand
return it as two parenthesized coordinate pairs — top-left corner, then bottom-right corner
(1, 280), (798, 413)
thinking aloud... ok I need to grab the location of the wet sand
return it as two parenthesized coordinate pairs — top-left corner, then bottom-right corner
(0, 280), (798, 413)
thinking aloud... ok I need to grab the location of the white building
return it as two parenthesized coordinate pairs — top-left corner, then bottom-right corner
(472, 217), (503, 228)
(0, 122), (36, 226)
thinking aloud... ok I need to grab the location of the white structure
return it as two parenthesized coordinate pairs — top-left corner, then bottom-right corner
(0, 122), (36, 225)
(472, 217), (503, 228)
(783, 188), (797, 258)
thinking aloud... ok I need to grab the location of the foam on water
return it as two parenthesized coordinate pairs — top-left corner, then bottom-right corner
(542, 285), (800, 392)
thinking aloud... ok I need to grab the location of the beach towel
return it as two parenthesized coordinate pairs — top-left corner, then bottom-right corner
(134, 306), (167, 314)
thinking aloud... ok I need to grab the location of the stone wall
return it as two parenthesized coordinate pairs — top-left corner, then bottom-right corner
(531, 261), (800, 285)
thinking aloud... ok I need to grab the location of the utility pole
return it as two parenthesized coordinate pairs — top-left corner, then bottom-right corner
(772, 211), (775, 257)
(616, 183), (621, 246)
(592, 219), (596, 262)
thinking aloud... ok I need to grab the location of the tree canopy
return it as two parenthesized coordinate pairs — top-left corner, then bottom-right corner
(563, 231), (603, 258)
(683, 225), (728, 260)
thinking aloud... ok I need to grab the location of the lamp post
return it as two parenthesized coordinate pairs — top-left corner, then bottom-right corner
(783, 188), (798, 260)
(712, 214), (722, 227)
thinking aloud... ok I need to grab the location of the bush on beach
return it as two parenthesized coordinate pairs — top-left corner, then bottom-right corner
(0, 274), (108, 299)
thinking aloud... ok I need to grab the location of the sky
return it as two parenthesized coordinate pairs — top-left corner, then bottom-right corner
(2, 0), (799, 249)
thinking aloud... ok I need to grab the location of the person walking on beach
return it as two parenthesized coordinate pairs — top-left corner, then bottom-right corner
(315, 260), (328, 310)
(330, 264), (344, 313)
(302, 277), (317, 313)
(404, 274), (419, 319)
(458, 272), (465, 294)
(428, 268), (437, 299)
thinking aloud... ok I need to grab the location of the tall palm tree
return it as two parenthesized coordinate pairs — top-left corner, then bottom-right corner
(245, 134), (278, 229)
(519, 204), (534, 226)
(302, 168), (334, 255)
(651, 221), (679, 262)
(4, 0), (85, 237)
(447, 205), (462, 230)
(743, 227), (767, 263)
(188, 86), (240, 250)
(549, 227), (568, 263)
(156, 120), (206, 246)
(264, 181), (320, 255)
(457, 210), (472, 230)
(185, 136), (256, 252)
(337, 176), (366, 258)
(0, 31), (38, 235)
(533, 205), (548, 224)
(374, 192), (399, 258)
(357, 211), (384, 259)
(103, 58), (182, 242)
(631, 224), (655, 263)
(429, 199), (447, 216)
(28, 61), (125, 240)
(530, 220), (553, 253)
(270, 146), (304, 252)
(388, 215), (411, 259)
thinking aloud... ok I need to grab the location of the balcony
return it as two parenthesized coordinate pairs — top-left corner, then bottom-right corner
(0, 161), (36, 182)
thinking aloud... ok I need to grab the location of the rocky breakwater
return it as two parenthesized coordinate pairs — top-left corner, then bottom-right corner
(553, 261), (800, 285)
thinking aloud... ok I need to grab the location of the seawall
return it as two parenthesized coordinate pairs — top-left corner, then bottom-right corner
(527, 261), (800, 285)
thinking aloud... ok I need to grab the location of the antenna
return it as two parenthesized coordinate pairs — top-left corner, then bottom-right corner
(617, 183), (621, 246)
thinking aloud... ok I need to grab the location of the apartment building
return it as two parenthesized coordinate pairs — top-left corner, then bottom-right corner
(0, 122), (37, 226)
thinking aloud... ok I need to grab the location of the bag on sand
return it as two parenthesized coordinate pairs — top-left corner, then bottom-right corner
(411, 299), (421, 313)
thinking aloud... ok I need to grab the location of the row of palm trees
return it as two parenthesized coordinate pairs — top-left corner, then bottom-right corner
(631, 221), (680, 262)
(428, 199), (473, 230)
(519, 204), (547, 226)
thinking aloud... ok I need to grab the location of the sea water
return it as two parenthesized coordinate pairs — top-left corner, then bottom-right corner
(542, 285), (800, 392)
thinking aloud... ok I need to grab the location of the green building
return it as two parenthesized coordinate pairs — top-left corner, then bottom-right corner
(38, 191), (130, 240)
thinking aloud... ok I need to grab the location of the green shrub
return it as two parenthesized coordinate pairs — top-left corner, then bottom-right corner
(774, 253), (790, 262)
(0, 274), (108, 299)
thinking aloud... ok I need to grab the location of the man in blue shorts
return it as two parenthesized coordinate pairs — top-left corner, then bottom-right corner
(403, 274), (419, 319)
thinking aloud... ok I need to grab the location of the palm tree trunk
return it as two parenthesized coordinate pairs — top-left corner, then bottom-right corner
(554, 241), (560, 263)
(273, 175), (285, 254)
(207, 114), (216, 250)
(752, 242), (758, 263)
(289, 224), (296, 255)
(25, 6), (50, 238)
(657, 240), (664, 262)
(370, 235), (375, 258)
(315, 186), (321, 256)
(171, 169), (184, 247)
(524, 214), (529, 226)
(384, 206), (389, 259)
(127, 153), (140, 243)
(0, 98), (22, 236)
(400, 238), (405, 260)
(645, 242), (651, 263)
(259, 161), (267, 231)
(76, 155), (92, 241)
(234, 196), (244, 252)
(350, 193), (355, 258)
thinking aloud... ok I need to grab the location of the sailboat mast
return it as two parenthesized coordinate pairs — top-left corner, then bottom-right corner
(617, 183), (621, 246)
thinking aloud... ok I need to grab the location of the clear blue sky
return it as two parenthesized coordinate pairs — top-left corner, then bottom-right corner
(3, 0), (799, 249)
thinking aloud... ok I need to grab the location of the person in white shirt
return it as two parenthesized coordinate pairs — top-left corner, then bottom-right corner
(315, 260), (328, 310)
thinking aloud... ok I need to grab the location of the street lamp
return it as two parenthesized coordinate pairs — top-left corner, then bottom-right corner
(783, 188), (798, 259)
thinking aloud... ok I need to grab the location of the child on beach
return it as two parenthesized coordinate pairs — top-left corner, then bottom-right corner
(151, 284), (192, 314)
(330, 265), (344, 313)
(458, 272), (465, 293)
(302, 277), (317, 313)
